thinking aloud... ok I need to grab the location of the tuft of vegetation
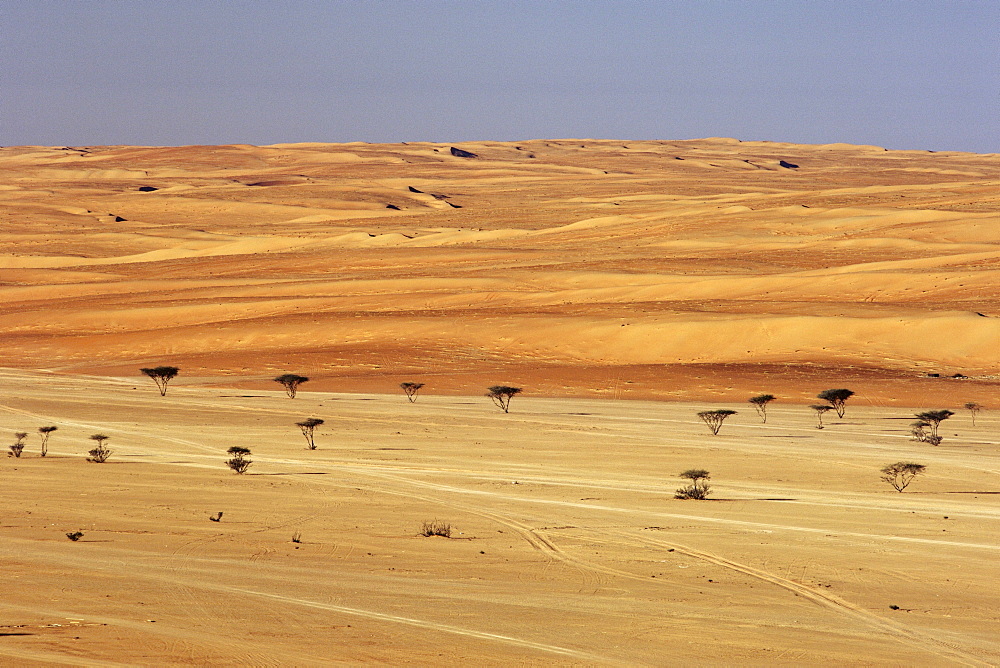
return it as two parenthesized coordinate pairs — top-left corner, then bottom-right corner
(880, 462), (926, 492)
(748, 394), (776, 423)
(274, 373), (309, 398)
(914, 410), (953, 445)
(487, 386), (522, 413)
(38, 425), (58, 457)
(291, 532), (303, 544)
(10, 432), (27, 458)
(817, 389), (854, 418)
(140, 366), (180, 396)
(226, 446), (252, 474)
(66, 531), (84, 541)
(810, 404), (833, 429)
(420, 520), (452, 537)
(963, 402), (982, 427)
(296, 418), (324, 450)
(400, 382), (425, 403)
(675, 469), (712, 500)
(910, 421), (931, 443)
(697, 409), (737, 435)
(87, 434), (112, 463)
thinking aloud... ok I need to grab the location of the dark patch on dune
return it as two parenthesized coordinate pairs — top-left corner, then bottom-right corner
(450, 147), (478, 158)
(430, 193), (450, 200)
(138, 186), (158, 192)
(447, 201), (462, 208)
(408, 186), (423, 193)
(779, 160), (799, 169)
(385, 204), (401, 210)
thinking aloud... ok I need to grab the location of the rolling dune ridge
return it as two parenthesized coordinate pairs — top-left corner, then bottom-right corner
(1, 139), (996, 403)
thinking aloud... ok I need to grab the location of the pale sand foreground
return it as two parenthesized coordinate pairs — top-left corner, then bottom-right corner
(2, 369), (999, 666)
(0, 139), (998, 404)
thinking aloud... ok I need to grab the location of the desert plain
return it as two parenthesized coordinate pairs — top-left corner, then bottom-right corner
(1, 139), (998, 665)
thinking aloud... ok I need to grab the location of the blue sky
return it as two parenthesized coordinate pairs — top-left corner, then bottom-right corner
(2, 0), (997, 151)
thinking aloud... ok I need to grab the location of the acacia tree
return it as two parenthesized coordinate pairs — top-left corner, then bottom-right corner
(274, 374), (309, 398)
(880, 462), (926, 492)
(38, 425), (57, 457)
(487, 386), (522, 413)
(914, 410), (953, 445)
(296, 418), (324, 450)
(817, 389), (854, 418)
(964, 402), (982, 427)
(400, 382), (425, 403)
(226, 446), (252, 474)
(10, 432), (27, 458)
(140, 366), (180, 396)
(697, 409), (737, 435)
(87, 434), (112, 463)
(748, 394), (776, 423)
(810, 404), (832, 429)
(675, 469), (711, 499)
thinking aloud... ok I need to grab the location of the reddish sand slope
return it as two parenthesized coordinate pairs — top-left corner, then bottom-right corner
(0, 139), (997, 405)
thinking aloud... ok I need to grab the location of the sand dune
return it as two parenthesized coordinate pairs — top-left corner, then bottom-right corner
(0, 138), (997, 405)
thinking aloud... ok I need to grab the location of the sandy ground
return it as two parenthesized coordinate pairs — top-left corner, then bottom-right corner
(1, 368), (999, 666)
(1, 139), (998, 664)
(0, 139), (998, 404)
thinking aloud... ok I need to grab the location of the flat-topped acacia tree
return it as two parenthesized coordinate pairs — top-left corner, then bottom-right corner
(914, 409), (953, 445)
(140, 366), (180, 396)
(38, 425), (57, 457)
(817, 389), (854, 418)
(880, 462), (926, 492)
(964, 402), (982, 426)
(400, 382), (425, 403)
(697, 409), (737, 435)
(296, 418), (324, 450)
(810, 404), (833, 429)
(274, 374), (309, 398)
(487, 386), (522, 413)
(748, 394), (776, 423)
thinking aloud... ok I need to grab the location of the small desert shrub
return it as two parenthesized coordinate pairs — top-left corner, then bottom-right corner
(291, 532), (303, 543)
(880, 462), (926, 492)
(420, 520), (452, 537)
(87, 434), (112, 463)
(910, 421), (930, 442)
(10, 432), (27, 458)
(675, 469), (711, 500)
(226, 446), (252, 474)
(66, 531), (84, 541)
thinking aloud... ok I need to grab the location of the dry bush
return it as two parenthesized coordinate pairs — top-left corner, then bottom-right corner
(420, 520), (452, 538)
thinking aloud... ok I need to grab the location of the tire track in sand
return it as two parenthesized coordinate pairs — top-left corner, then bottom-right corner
(619, 530), (992, 668)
